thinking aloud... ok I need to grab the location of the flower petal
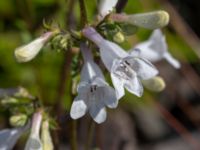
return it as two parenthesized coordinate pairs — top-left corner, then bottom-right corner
(124, 77), (143, 97)
(124, 57), (158, 80)
(163, 52), (181, 69)
(100, 40), (128, 71)
(102, 86), (118, 108)
(149, 29), (167, 53)
(0, 123), (30, 150)
(98, 0), (118, 18)
(130, 29), (167, 62)
(25, 137), (42, 150)
(70, 96), (88, 119)
(81, 61), (105, 82)
(89, 106), (107, 124)
(92, 77), (108, 87)
(111, 73), (125, 99)
(0, 129), (21, 150)
(77, 81), (90, 94)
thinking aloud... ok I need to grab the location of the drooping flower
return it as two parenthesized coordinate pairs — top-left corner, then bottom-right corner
(98, 0), (118, 19)
(41, 120), (54, 150)
(70, 43), (118, 124)
(14, 32), (53, 63)
(82, 27), (158, 99)
(25, 111), (43, 150)
(0, 122), (30, 150)
(130, 29), (181, 68)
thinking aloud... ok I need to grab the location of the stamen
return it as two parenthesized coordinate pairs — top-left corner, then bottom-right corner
(90, 85), (98, 93)
(113, 59), (136, 80)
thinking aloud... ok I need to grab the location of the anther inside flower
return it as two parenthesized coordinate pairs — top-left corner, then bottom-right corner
(112, 59), (137, 81)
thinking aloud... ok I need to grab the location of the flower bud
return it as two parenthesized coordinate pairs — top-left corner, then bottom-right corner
(113, 32), (125, 44)
(142, 76), (166, 92)
(127, 11), (169, 29)
(1, 97), (19, 105)
(14, 87), (34, 99)
(25, 111), (43, 150)
(9, 114), (28, 127)
(41, 120), (54, 150)
(111, 11), (169, 29)
(15, 32), (53, 63)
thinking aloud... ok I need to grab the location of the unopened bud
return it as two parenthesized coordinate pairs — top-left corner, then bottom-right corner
(9, 114), (27, 127)
(15, 32), (53, 63)
(113, 32), (125, 43)
(111, 11), (169, 29)
(142, 76), (166, 92)
(127, 11), (169, 29)
(14, 87), (34, 99)
(1, 97), (19, 105)
(41, 120), (54, 150)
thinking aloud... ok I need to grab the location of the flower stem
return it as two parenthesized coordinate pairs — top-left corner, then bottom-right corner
(70, 120), (78, 150)
(116, 0), (128, 13)
(84, 120), (95, 150)
(80, 43), (93, 62)
(69, 65), (78, 150)
(79, 0), (88, 27)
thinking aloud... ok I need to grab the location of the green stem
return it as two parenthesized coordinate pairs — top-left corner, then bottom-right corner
(70, 120), (78, 150)
(84, 120), (95, 150)
(69, 61), (78, 150)
(79, 0), (88, 27)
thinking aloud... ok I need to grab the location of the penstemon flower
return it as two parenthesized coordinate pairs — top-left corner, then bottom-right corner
(25, 111), (43, 150)
(14, 32), (53, 63)
(70, 43), (118, 124)
(130, 29), (181, 68)
(98, 0), (118, 19)
(0, 122), (30, 150)
(82, 27), (158, 99)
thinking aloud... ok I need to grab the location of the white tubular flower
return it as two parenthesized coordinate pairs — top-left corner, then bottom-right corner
(25, 111), (43, 150)
(14, 32), (53, 63)
(0, 122), (30, 150)
(70, 44), (118, 124)
(83, 27), (158, 99)
(98, 0), (118, 19)
(41, 120), (54, 150)
(130, 29), (181, 69)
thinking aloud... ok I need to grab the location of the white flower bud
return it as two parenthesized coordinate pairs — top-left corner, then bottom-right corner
(41, 120), (54, 150)
(15, 32), (53, 63)
(113, 32), (125, 44)
(142, 76), (166, 92)
(9, 114), (27, 127)
(111, 11), (169, 29)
